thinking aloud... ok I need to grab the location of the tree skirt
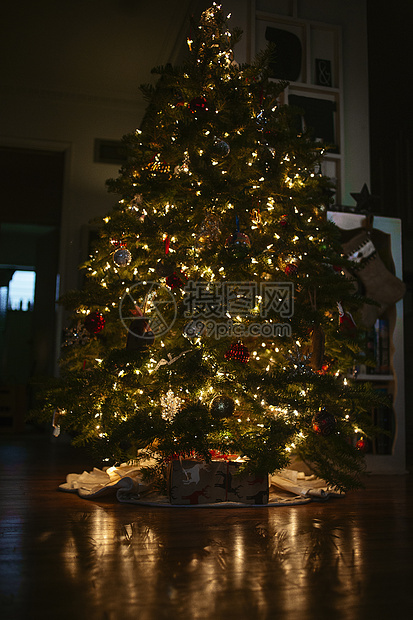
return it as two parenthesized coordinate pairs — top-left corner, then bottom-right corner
(59, 463), (343, 507)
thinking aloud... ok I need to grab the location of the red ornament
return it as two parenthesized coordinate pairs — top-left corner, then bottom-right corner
(285, 262), (299, 276)
(312, 408), (336, 436)
(224, 342), (250, 363)
(166, 271), (188, 290)
(279, 214), (288, 228)
(84, 311), (105, 335)
(110, 238), (127, 248)
(189, 96), (209, 114)
(316, 357), (334, 375)
(356, 437), (368, 451)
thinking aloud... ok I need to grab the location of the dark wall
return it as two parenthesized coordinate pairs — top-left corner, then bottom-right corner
(367, 0), (413, 463)
(367, 1), (413, 233)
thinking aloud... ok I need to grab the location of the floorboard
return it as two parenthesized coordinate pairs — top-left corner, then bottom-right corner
(1, 432), (412, 620)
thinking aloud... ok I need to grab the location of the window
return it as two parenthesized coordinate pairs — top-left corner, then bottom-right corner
(8, 270), (36, 311)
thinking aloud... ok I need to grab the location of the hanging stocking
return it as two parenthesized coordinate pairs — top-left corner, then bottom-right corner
(341, 229), (405, 328)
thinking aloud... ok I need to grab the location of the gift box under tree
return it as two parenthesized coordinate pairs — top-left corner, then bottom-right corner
(168, 459), (269, 505)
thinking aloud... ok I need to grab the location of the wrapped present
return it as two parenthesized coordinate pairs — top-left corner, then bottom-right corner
(168, 459), (269, 505)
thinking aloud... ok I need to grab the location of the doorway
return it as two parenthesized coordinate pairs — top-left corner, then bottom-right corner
(0, 147), (65, 429)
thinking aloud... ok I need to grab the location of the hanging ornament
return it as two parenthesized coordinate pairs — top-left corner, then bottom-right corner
(174, 161), (189, 175)
(337, 302), (357, 338)
(225, 231), (251, 259)
(225, 216), (251, 259)
(160, 389), (184, 421)
(356, 437), (368, 451)
(166, 271), (188, 290)
(62, 322), (90, 347)
(312, 408), (337, 436)
(174, 153), (190, 175)
(196, 213), (221, 249)
(250, 207), (262, 228)
(279, 214), (288, 228)
(153, 349), (192, 373)
(189, 96), (209, 115)
(143, 154), (171, 179)
(316, 356), (334, 375)
(126, 317), (155, 350)
(212, 138), (230, 157)
(284, 344), (314, 378)
(84, 311), (105, 335)
(113, 248), (132, 267)
(130, 193), (143, 208)
(284, 259), (299, 276)
(156, 234), (176, 277)
(158, 234), (187, 289)
(256, 110), (267, 131)
(183, 319), (206, 340)
(210, 395), (235, 420)
(224, 341), (250, 363)
(52, 409), (65, 438)
(129, 194), (147, 221)
(258, 144), (276, 172)
(309, 325), (325, 371)
(267, 146), (276, 158)
(110, 237), (127, 249)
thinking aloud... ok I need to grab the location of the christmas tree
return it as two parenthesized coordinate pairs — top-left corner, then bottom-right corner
(35, 4), (380, 493)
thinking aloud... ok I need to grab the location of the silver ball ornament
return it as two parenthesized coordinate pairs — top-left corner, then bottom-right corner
(113, 248), (132, 267)
(225, 231), (251, 259)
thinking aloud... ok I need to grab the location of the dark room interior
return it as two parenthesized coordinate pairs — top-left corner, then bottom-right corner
(1, 2), (413, 619)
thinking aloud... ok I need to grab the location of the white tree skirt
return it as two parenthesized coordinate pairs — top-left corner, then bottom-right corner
(59, 463), (343, 507)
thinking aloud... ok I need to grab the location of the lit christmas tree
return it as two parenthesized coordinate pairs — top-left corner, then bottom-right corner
(35, 4), (381, 493)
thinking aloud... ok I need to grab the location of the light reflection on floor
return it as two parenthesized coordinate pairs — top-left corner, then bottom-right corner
(57, 506), (364, 617)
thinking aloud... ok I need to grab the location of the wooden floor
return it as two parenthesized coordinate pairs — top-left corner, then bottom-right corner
(1, 432), (413, 620)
